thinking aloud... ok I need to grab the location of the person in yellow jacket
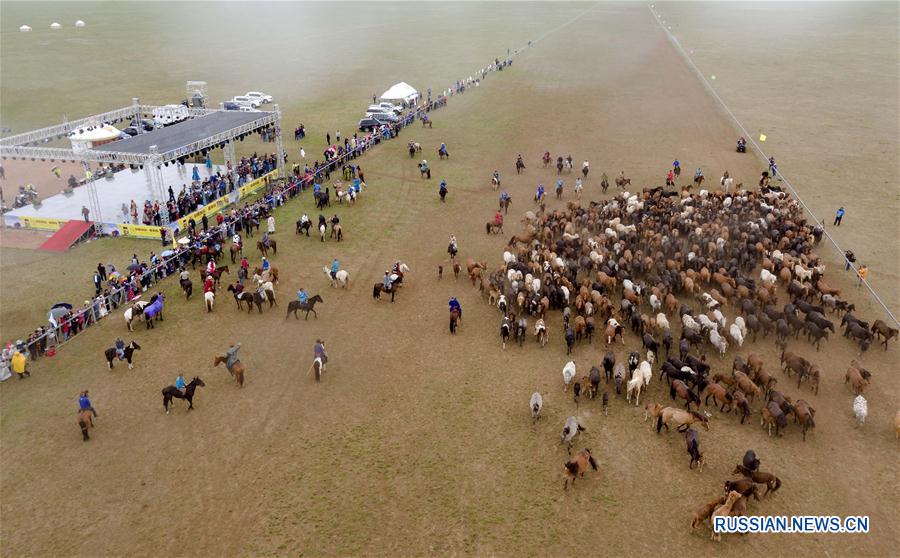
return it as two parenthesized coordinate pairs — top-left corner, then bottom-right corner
(11, 350), (29, 380)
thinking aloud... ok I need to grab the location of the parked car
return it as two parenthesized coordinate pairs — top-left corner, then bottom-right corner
(238, 106), (260, 113)
(232, 95), (260, 108)
(366, 111), (399, 122)
(122, 119), (156, 136)
(358, 117), (386, 132)
(378, 102), (403, 114)
(367, 104), (402, 116)
(223, 101), (240, 111)
(245, 91), (273, 104)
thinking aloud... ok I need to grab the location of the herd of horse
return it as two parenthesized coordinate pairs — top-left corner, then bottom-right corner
(449, 152), (897, 537)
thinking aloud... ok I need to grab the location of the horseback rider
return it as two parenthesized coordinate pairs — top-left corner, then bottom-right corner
(448, 234), (458, 258)
(556, 178), (563, 194)
(330, 214), (340, 232)
(499, 190), (510, 207)
(175, 373), (187, 395)
(449, 297), (462, 318)
(536, 184), (545, 201)
(330, 258), (340, 281)
(313, 339), (328, 364)
(78, 390), (98, 417)
(262, 231), (271, 249)
(439, 179), (448, 201)
(493, 170), (501, 185)
(300, 212), (310, 229)
(232, 232), (241, 250)
(261, 256), (270, 271)
(206, 258), (216, 275)
(203, 275), (214, 293)
(225, 342), (242, 374)
(297, 288), (309, 304)
(672, 158), (680, 174)
(694, 167), (703, 181)
(115, 337), (126, 361)
(494, 211), (503, 227)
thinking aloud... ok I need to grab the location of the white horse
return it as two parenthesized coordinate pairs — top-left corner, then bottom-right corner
(853, 395), (867, 427)
(626, 375), (644, 406)
(649, 294), (661, 311)
(760, 269), (777, 287)
(637, 360), (652, 386)
(319, 223), (327, 241)
(709, 329), (728, 357)
(729, 323), (744, 347)
(733, 316), (747, 337)
(204, 291), (215, 312)
(124, 300), (149, 332)
(534, 318), (548, 346)
(656, 312), (670, 332)
(323, 267), (350, 288)
(560, 416), (584, 452)
(530, 392), (543, 421)
(562, 361), (576, 391)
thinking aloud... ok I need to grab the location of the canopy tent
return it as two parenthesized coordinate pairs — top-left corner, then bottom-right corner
(380, 82), (419, 106)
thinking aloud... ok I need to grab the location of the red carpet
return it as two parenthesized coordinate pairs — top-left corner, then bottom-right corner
(38, 220), (94, 253)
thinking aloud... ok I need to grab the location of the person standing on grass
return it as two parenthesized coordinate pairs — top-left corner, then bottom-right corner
(856, 264), (868, 287)
(834, 206), (845, 226)
(768, 156), (778, 178)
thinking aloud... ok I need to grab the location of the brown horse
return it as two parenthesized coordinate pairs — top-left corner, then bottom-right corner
(657, 407), (709, 433)
(214, 355), (244, 387)
(671, 379), (700, 410)
(229, 243), (242, 263)
(253, 266), (280, 284)
(702, 382), (733, 411)
(200, 265), (230, 288)
(486, 221), (503, 234)
(77, 409), (93, 441)
(732, 464), (782, 495)
(791, 399), (816, 441)
(257, 239), (277, 257)
(615, 173), (631, 190)
(691, 495), (726, 532)
(563, 448), (598, 490)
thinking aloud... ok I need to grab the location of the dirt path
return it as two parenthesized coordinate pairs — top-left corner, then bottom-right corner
(1, 5), (897, 557)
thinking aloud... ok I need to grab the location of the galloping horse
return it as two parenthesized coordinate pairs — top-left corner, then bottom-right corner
(77, 409), (93, 441)
(141, 294), (165, 329)
(162, 377), (205, 414)
(104, 340), (141, 370)
(200, 265), (229, 288)
(286, 294), (324, 319)
(449, 307), (460, 334)
(214, 355), (244, 387)
(257, 239), (277, 257)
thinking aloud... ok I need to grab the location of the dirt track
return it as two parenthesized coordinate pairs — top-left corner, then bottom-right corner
(1, 5), (898, 556)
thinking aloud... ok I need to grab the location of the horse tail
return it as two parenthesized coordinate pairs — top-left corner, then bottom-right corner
(656, 415), (663, 434)
(588, 454), (598, 470)
(772, 476), (782, 492)
(669, 383), (677, 400)
(372, 284), (379, 299)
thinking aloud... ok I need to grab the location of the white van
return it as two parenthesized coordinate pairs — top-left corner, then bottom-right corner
(152, 104), (190, 127)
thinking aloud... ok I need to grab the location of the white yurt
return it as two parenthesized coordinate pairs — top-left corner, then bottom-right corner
(75, 20), (86, 28)
(19, 25), (32, 32)
(68, 125), (121, 152)
(50, 22), (62, 30)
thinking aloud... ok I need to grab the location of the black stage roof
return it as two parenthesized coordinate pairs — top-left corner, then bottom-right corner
(93, 111), (272, 155)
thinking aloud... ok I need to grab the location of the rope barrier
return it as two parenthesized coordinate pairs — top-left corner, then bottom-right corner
(648, 5), (899, 328)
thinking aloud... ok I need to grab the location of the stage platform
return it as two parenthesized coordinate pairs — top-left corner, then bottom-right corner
(5, 163), (222, 226)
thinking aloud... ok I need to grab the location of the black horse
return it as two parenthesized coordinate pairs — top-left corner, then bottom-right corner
(373, 284), (396, 302)
(296, 218), (311, 236)
(286, 294), (324, 320)
(104, 341), (142, 370)
(162, 377), (205, 414)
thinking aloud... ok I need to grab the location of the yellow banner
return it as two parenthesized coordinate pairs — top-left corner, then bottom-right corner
(18, 216), (68, 231)
(116, 223), (166, 239)
(174, 171), (276, 232)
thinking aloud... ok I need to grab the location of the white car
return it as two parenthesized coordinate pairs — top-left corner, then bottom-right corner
(232, 95), (260, 108)
(245, 91), (273, 104)
(377, 102), (403, 114)
(238, 106), (260, 113)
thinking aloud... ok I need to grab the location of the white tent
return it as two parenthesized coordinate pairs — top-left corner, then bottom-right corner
(380, 82), (419, 106)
